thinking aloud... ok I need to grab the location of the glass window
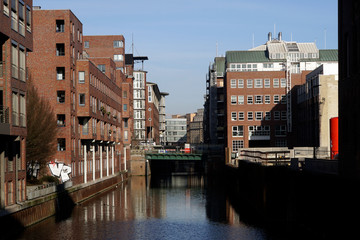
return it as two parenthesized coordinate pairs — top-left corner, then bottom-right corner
(281, 78), (286, 88)
(238, 95), (244, 105)
(238, 79), (244, 88)
(57, 91), (65, 103)
(264, 78), (270, 88)
(57, 138), (66, 151)
(238, 112), (244, 121)
(57, 67), (65, 80)
(56, 20), (65, 32)
(273, 78), (279, 88)
(231, 96), (237, 105)
(230, 79), (236, 88)
(247, 112), (253, 121)
(98, 65), (105, 73)
(232, 140), (244, 152)
(247, 95), (253, 104)
(79, 93), (85, 106)
(255, 79), (262, 88)
(255, 112), (263, 120)
(114, 54), (123, 61)
(247, 79), (253, 88)
(231, 112), (237, 121)
(113, 40), (123, 48)
(274, 95), (280, 104)
(255, 95), (262, 104)
(232, 126), (243, 137)
(265, 95), (271, 104)
(78, 71), (85, 83)
(274, 111), (280, 120)
(84, 41), (89, 48)
(265, 112), (271, 120)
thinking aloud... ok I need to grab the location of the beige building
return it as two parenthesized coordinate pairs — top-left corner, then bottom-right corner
(188, 109), (204, 144)
(296, 63), (338, 155)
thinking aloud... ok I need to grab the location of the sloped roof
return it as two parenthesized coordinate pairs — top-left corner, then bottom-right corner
(226, 51), (270, 63)
(215, 57), (225, 75)
(226, 49), (338, 63)
(319, 49), (338, 61)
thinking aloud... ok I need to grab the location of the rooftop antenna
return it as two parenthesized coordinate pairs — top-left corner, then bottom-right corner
(131, 33), (134, 55)
(216, 41), (218, 57)
(274, 24), (276, 38)
(252, 33), (255, 48)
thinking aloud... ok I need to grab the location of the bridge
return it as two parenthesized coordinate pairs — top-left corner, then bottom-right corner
(145, 152), (204, 176)
(145, 152), (203, 161)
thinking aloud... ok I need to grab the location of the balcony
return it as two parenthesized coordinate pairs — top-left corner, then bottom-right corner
(0, 106), (10, 135)
(0, 61), (3, 78)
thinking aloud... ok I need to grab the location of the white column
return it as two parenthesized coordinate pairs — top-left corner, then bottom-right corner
(100, 145), (103, 178)
(92, 144), (95, 181)
(106, 146), (109, 176)
(84, 144), (87, 183)
(111, 145), (115, 175)
(124, 147), (127, 171)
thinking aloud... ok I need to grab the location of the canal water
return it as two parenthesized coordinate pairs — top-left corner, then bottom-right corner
(18, 175), (276, 240)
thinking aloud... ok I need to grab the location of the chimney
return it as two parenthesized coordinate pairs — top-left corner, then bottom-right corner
(278, 32), (282, 41)
(268, 32), (272, 41)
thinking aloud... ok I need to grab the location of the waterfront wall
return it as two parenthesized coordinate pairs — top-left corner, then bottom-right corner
(221, 161), (360, 239)
(0, 171), (128, 229)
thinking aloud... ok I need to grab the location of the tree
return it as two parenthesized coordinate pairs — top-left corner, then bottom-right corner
(26, 79), (58, 180)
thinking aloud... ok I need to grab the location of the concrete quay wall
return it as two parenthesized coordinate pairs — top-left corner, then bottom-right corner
(0, 171), (129, 229)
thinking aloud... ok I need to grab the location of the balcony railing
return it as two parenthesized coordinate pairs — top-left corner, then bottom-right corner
(0, 61), (3, 78)
(0, 106), (10, 124)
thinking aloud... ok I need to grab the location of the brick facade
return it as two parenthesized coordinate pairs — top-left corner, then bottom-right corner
(0, 0), (33, 207)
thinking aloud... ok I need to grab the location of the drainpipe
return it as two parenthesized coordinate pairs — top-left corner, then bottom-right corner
(111, 145), (114, 175)
(106, 145), (109, 176)
(84, 144), (87, 183)
(100, 145), (103, 178)
(123, 147), (127, 171)
(92, 144), (95, 181)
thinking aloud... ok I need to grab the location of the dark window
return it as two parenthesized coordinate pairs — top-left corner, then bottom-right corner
(97, 64), (105, 73)
(79, 94), (85, 106)
(57, 114), (65, 127)
(57, 91), (65, 103)
(56, 20), (65, 32)
(56, 43), (65, 56)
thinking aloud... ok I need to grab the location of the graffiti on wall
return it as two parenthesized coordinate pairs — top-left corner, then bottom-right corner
(48, 160), (72, 182)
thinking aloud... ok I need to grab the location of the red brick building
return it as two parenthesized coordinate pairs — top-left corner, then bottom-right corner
(0, 0), (33, 207)
(83, 35), (133, 156)
(214, 33), (338, 152)
(27, 9), (125, 185)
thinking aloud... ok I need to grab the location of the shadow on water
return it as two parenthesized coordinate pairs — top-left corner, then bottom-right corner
(54, 183), (75, 222)
(0, 182), (75, 239)
(210, 162), (360, 240)
(0, 209), (25, 240)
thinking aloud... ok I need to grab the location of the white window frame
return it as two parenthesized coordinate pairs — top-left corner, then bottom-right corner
(254, 79), (263, 88)
(247, 111), (253, 121)
(231, 96), (237, 105)
(238, 79), (244, 88)
(264, 78), (270, 88)
(265, 111), (271, 120)
(247, 95), (253, 104)
(247, 79), (253, 88)
(274, 95), (280, 104)
(231, 112), (237, 121)
(238, 112), (244, 121)
(232, 126), (244, 137)
(264, 95), (271, 104)
(281, 78), (286, 88)
(255, 111), (263, 120)
(273, 78), (279, 88)
(230, 79), (236, 88)
(238, 95), (244, 105)
(232, 140), (244, 152)
(255, 95), (262, 104)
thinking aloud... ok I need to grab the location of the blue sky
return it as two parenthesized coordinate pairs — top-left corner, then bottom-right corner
(34, 0), (338, 115)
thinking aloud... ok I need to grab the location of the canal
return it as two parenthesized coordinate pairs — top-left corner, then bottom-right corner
(18, 175), (274, 240)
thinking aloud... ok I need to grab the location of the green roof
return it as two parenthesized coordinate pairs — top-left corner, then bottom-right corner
(226, 51), (270, 63)
(215, 57), (225, 75)
(226, 49), (338, 63)
(319, 49), (338, 61)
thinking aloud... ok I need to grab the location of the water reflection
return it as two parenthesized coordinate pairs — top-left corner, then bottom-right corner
(19, 176), (268, 240)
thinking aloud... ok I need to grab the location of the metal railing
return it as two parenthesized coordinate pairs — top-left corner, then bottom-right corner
(0, 61), (3, 78)
(0, 106), (10, 124)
